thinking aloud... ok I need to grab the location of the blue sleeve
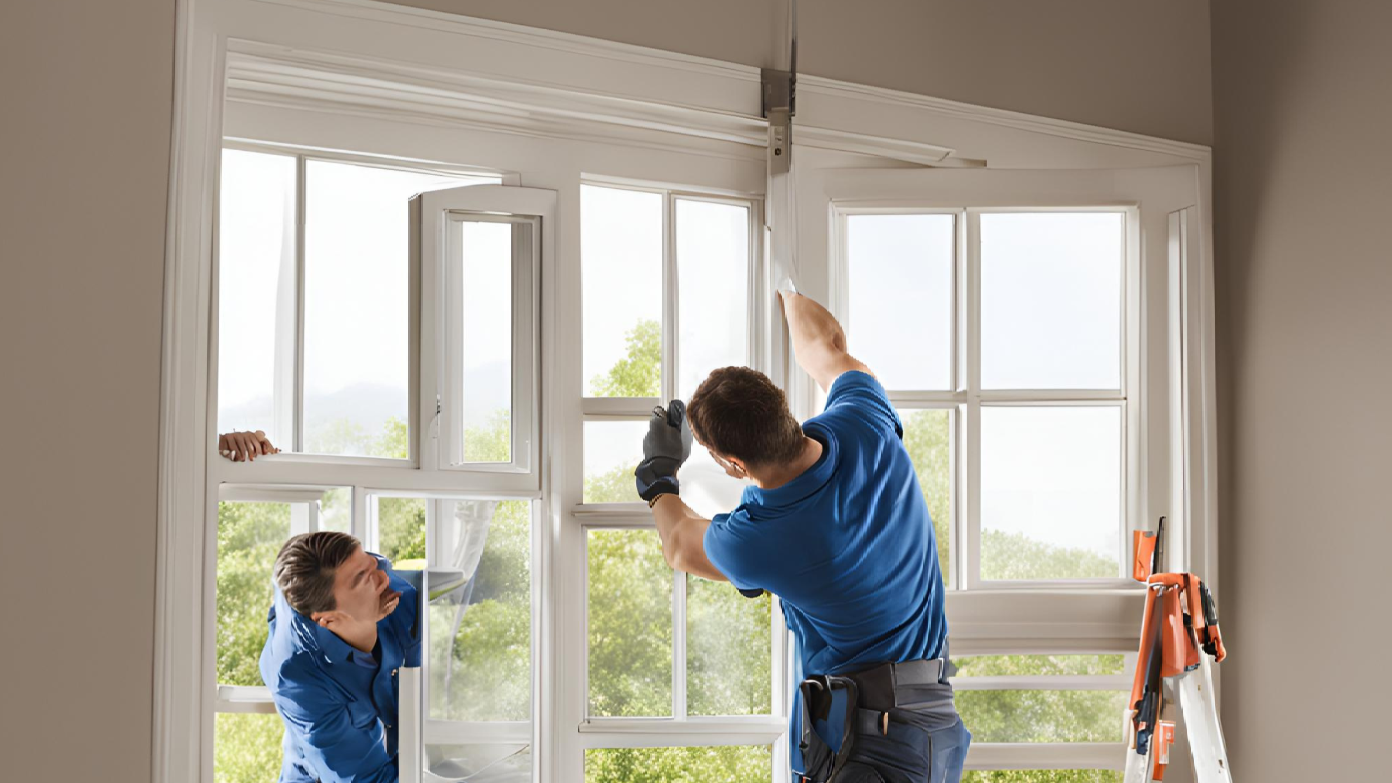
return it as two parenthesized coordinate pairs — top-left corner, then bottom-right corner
(272, 663), (398, 783)
(703, 511), (764, 593)
(386, 567), (422, 667)
(823, 370), (902, 439)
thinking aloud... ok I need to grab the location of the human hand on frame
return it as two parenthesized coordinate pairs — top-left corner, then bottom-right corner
(219, 430), (280, 462)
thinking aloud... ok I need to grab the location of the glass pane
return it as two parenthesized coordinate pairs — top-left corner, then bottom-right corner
(318, 487), (352, 534)
(583, 185), (662, 397)
(899, 409), (952, 584)
(680, 440), (750, 520)
(954, 654), (1126, 677)
(215, 712), (284, 783)
(428, 744), (531, 783)
(303, 161), (462, 456)
(458, 219), (515, 464)
(687, 576), (771, 715)
(429, 500), (532, 721)
(586, 746), (771, 783)
(981, 407), (1122, 580)
(963, 772), (1123, 783)
(956, 689), (1127, 742)
(587, 529), (672, 717)
(217, 149), (295, 447)
(375, 497), (425, 567)
(217, 500), (291, 687)
(847, 214), (954, 391)
(981, 212), (1124, 390)
(677, 199), (749, 400)
(583, 420), (646, 503)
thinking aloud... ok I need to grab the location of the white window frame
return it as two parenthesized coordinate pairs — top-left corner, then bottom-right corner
(219, 140), (500, 465)
(159, 4), (1218, 783)
(795, 164), (1203, 772)
(568, 179), (791, 773)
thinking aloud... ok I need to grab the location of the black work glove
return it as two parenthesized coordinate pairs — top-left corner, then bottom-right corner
(635, 400), (693, 502)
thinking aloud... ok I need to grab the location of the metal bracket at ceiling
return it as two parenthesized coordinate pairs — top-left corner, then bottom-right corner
(762, 68), (794, 174)
(763, 0), (797, 175)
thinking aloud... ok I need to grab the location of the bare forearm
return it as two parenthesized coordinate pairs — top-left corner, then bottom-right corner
(650, 495), (727, 582)
(781, 291), (847, 358)
(779, 291), (870, 392)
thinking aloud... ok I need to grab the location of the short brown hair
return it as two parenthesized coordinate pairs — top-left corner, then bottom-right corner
(273, 531), (361, 616)
(687, 366), (805, 470)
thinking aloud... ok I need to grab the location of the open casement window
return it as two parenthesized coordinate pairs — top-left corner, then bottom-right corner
(797, 165), (1201, 776)
(415, 185), (549, 491)
(367, 493), (540, 781)
(215, 147), (499, 463)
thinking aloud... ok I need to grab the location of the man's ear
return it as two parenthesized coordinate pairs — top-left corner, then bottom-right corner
(311, 610), (345, 629)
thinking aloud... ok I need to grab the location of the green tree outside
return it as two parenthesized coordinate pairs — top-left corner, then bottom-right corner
(217, 313), (1132, 783)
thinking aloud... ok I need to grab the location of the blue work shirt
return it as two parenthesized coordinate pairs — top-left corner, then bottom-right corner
(703, 371), (948, 766)
(259, 554), (420, 783)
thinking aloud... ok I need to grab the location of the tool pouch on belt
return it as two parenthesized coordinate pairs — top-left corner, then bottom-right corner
(794, 675), (860, 783)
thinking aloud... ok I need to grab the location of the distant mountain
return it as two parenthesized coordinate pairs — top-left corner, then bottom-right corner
(218, 360), (511, 438)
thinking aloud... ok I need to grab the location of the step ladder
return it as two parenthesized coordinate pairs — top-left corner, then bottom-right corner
(1123, 519), (1233, 783)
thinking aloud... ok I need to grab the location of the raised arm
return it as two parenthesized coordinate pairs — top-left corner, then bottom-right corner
(778, 290), (873, 393)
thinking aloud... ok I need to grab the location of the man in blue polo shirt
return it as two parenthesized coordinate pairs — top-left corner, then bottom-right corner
(635, 290), (969, 783)
(260, 531), (420, 783)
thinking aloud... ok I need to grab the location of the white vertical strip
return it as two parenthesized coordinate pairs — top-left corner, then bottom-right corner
(351, 485), (368, 544)
(964, 211), (983, 590)
(663, 191), (677, 404)
(293, 154), (307, 453)
(673, 570), (688, 720)
(272, 153), (297, 447)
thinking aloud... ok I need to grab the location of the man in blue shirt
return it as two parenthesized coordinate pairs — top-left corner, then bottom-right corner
(260, 531), (420, 783)
(635, 290), (969, 783)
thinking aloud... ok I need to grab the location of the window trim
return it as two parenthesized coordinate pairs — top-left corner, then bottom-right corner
(160, 5), (1216, 783)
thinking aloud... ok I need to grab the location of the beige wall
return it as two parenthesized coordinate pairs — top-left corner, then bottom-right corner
(1212, 1), (1386, 779)
(388, 0), (1214, 145)
(0, 2), (174, 779)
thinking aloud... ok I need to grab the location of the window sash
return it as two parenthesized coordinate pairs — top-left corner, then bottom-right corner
(216, 142), (500, 466)
(834, 205), (1139, 591)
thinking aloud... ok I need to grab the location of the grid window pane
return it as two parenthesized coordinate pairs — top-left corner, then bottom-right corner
(217, 501), (290, 687)
(677, 199), (750, 400)
(954, 654), (1125, 677)
(963, 772), (1122, 783)
(375, 497), (426, 566)
(898, 408), (952, 584)
(981, 212), (1123, 390)
(687, 576), (771, 716)
(583, 420), (646, 503)
(429, 500), (532, 722)
(303, 161), (461, 456)
(217, 149), (296, 446)
(583, 185), (662, 398)
(847, 214), (954, 391)
(586, 746), (771, 783)
(215, 712), (285, 783)
(956, 689), (1127, 742)
(679, 440), (750, 520)
(458, 220), (515, 463)
(981, 406), (1122, 580)
(318, 487), (352, 535)
(587, 529), (672, 717)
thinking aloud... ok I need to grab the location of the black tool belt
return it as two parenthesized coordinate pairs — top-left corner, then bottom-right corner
(795, 658), (953, 783)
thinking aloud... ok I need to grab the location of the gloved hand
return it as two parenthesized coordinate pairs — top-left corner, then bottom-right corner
(635, 400), (693, 502)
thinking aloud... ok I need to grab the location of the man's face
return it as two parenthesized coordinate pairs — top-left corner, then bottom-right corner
(329, 546), (393, 624)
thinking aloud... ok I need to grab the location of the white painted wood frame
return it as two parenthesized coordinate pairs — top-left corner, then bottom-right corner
(157, 1), (1219, 782)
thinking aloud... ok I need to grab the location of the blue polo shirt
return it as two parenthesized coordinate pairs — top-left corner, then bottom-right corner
(260, 554), (420, 783)
(703, 370), (947, 730)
